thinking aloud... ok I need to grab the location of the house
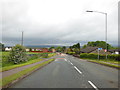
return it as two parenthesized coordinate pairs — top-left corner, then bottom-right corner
(80, 47), (98, 53)
(5, 47), (12, 51)
(108, 49), (120, 54)
(26, 48), (30, 52)
(51, 49), (56, 53)
(80, 46), (108, 54)
(26, 47), (52, 53)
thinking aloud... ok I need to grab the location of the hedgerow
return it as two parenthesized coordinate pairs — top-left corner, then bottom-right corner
(80, 53), (119, 61)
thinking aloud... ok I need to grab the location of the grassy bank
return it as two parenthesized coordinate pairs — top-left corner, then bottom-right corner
(80, 58), (120, 69)
(1, 59), (55, 88)
(1, 58), (44, 72)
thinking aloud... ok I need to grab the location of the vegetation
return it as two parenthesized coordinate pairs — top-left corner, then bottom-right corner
(55, 46), (62, 52)
(55, 46), (66, 53)
(82, 41), (116, 50)
(80, 53), (120, 61)
(1, 51), (56, 72)
(86, 60), (120, 69)
(0, 43), (5, 51)
(49, 46), (55, 51)
(1, 59), (43, 72)
(66, 52), (75, 55)
(69, 43), (80, 55)
(1, 59), (55, 87)
(61, 46), (66, 53)
(8, 44), (27, 64)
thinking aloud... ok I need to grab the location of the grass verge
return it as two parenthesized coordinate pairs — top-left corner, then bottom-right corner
(1, 58), (55, 88)
(1, 52), (56, 72)
(88, 60), (120, 69)
(80, 58), (120, 69)
(1, 59), (44, 72)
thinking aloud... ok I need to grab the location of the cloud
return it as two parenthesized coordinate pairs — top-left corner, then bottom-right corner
(1, 0), (119, 46)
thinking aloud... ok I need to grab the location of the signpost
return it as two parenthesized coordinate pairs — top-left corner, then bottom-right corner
(98, 48), (102, 60)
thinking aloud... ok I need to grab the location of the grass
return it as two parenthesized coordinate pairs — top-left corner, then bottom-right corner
(80, 58), (120, 69)
(81, 58), (119, 64)
(1, 52), (56, 72)
(1, 59), (55, 87)
(48, 53), (56, 58)
(26, 52), (41, 54)
(1, 58), (44, 72)
(88, 60), (120, 69)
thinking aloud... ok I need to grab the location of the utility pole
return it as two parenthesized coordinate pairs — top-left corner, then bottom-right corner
(21, 31), (24, 46)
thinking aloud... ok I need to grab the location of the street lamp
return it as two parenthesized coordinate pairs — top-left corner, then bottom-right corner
(86, 10), (108, 59)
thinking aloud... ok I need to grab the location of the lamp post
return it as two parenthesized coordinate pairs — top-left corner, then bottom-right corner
(86, 10), (108, 59)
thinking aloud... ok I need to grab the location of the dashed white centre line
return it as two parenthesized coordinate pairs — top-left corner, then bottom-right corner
(70, 62), (73, 65)
(88, 81), (98, 90)
(64, 59), (67, 61)
(74, 66), (82, 74)
(68, 60), (71, 63)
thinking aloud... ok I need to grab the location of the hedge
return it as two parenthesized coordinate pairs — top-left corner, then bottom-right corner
(80, 53), (120, 61)
(66, 52), (75, 55)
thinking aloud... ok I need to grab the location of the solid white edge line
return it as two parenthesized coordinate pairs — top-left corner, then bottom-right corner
(88, 81), (98, 90)
(74, 66), (82, 74)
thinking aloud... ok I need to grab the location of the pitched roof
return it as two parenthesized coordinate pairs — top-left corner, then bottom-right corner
(80, 46), (98, 53)
(108, 49), (120, 53)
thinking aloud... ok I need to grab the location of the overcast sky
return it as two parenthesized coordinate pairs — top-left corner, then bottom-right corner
(1, 0), (119, 46)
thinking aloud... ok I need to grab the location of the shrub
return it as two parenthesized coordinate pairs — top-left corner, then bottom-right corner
(27, 54), (39, 61)
(80, 53), (119, 61)
(67, 52), (75, 55)
(8, 44), (27, 64)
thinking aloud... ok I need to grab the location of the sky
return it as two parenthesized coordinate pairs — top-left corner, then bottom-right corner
(1, 0), (119, 46)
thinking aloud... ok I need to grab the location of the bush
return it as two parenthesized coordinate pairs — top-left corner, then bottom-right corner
(67, 52), (75, 55)
(27, 54), (39, 61)
(80, 53), (119, 61)
(8, 44), (27, 64)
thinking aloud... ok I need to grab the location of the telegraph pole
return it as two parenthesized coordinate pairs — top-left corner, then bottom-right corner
(21, 31), (24, 46)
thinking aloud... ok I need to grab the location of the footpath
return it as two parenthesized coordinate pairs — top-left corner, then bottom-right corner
(1, 56), (56, 79)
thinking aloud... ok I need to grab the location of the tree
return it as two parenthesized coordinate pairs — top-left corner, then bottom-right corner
(61, 46), (66, 53)
(82, 44), (87, 49)
(49, 46), (55, 51)
(83, 41), (114, 50)
(56, 46), (62, 52)
(8, 44), (27, 64)
(0, 43), (5, 51)
(69, 43), (80, 54)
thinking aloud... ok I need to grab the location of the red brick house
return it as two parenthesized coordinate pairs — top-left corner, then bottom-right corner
(26, 48), (52, 53)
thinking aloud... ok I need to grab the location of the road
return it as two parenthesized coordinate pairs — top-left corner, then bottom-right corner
(10, 54), (119, 89)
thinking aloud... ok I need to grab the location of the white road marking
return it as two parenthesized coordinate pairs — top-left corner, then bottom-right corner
(74, 66), (82, 74)
(64, 59), (67, 61)
(88, 81), (98, 90)
(55, 59), (58, 61)
(68, 60), (71, 63)
(70, 62), (73, 65)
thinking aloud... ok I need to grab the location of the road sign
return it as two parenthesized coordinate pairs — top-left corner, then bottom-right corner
(98, 48), (102, 50)
(104, 49), (107, 52)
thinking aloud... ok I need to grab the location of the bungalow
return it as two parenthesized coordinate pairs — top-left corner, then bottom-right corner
(80, 46), (108, 54)
(108, 49), (120, 54)
(80, 47), (98, 53)
(5, 47), (12, 51)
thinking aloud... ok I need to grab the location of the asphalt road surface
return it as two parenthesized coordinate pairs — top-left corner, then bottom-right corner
(10, 54), (119, 89)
